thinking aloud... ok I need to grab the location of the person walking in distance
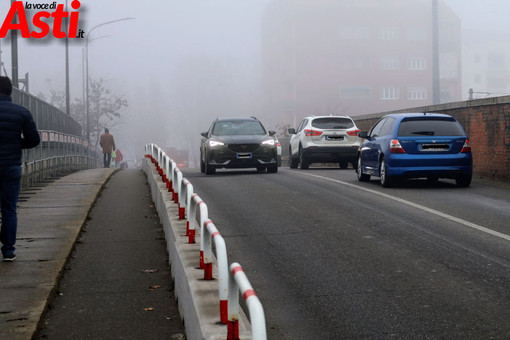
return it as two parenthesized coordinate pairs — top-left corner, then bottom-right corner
(99, 128), (116, 168)
(0, 76), (40, 262)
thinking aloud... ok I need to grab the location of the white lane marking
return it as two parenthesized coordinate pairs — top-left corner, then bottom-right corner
(290, 171), (510, 242)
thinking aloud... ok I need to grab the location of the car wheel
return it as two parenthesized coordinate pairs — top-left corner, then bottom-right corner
(289, 147), (298, 169)
(200, 154), (205, 173)
(357, 155), (370, 182)
(379, 157), (394, 187)
(456, 174), (471, 187)
(205, 156), (215, 175)
(339, 160), (348, 169)
(267, 164), (278, 173)
(298, 147), (309, 169)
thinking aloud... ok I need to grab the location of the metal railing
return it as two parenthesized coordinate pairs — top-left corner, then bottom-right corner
(22, 130), (101, 188)
(12, 88), (81, 136)
(12, 88), (99, 188)
(229, 263), (266, 340)
(145, 143), (267, 339)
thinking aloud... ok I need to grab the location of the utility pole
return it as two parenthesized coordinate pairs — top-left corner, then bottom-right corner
(432, 0), (440, 104)
(65, 0), (70, 115)
(11, 0), (19, 88)
(0, 39), (3, 76)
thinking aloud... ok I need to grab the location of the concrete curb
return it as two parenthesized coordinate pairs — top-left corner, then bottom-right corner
(143, 159), (253, 340)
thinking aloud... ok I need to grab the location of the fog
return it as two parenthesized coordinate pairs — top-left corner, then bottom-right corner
(0, 0), (509, 164)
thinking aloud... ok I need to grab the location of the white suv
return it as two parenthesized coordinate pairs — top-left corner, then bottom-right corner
(288, 115), (361, 169)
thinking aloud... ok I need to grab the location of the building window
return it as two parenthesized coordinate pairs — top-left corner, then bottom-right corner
(406, 27), (426, 41)
(407, 87), (427, 100)
(340, 87), (372, 100)
(380, 57), (400, 70)
(380, 87), (400, 100)
(407, 57), (427, 70)
(380, 27), (398, 40)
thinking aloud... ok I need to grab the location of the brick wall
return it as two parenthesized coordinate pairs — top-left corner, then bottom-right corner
(353, 96), (510, 181)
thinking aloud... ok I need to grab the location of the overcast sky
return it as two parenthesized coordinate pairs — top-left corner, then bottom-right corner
(0, 0), (508, 159)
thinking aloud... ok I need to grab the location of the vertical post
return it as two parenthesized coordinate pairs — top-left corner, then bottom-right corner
(432, 0), (440, 104)
(85, 36), (90, 140)
(65, 0), (70, 115)
(10, 0), (18, 88)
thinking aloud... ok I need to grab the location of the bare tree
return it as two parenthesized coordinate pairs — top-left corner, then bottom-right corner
(38, 78), (128, 143)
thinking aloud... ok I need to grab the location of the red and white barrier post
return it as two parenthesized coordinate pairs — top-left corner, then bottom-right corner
(228, 263), (266, 340)
(188, 194), (208, 246)
(179, 178), (193, 220)
(203, 219), (229, 323)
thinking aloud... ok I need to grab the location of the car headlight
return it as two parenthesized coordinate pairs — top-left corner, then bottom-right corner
(209, 140), (225, 147)
(262, 139), (275, 146)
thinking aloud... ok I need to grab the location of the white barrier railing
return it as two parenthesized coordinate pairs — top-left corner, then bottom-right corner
(144, 143), (266, 338)
(203, 219), (229, 323)
(228, 263), (266, 340)
(179, 178), (193, 220)
(189, 194), (208, 252)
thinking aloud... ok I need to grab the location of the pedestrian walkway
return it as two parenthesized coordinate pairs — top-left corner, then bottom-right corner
(0, 168), (184, 339)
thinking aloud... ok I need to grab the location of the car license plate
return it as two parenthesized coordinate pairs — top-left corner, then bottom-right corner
(236, 153), (252, 159)
(325, 136), (343, 141)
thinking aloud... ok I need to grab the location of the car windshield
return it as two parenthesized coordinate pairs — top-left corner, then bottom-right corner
(312, 118), (354, 129)
(398, 118), (465, 137)
(212, 121), (266, 136)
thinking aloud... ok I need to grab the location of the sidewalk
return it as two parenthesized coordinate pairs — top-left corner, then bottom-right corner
(34, 169), (185, 339)
(0, 169), (121, 338)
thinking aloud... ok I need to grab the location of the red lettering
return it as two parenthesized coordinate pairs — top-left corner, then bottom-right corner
(68, 12), (79, 38)
(69, 0), (81, 38)
(0, 1), (30, 38)
(51, 4), (68, 39)
(0, 0), (83, 39)
(31, 12), (50, 39)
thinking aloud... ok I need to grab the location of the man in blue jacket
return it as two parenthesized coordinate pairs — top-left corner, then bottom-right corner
(0, 76), (40, 262)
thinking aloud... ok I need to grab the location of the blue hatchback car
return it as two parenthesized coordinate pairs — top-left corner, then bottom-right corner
(357, 113), (473, 187)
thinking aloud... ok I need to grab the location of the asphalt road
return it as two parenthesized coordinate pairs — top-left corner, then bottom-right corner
(183, 166), (510, 339)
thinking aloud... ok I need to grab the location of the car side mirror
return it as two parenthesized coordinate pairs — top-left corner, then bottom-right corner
(268, 130), (276, 136)
(200, 132), (208, 138)
(358, 131), (369, 139)
(288, 128), (296, 134)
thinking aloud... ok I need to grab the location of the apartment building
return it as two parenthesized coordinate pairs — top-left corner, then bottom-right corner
(261, 0), (461, 126)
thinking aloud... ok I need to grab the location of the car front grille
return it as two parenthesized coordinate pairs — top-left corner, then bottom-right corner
(228, 144), (260, 152)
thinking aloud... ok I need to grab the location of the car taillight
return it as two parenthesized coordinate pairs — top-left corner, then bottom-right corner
(347, 129), (360, 136)
(390, 139), (405, 153)
(304, 129), (322, 136)
(461, 139), (471, 153)
(276, 142), (281, 147)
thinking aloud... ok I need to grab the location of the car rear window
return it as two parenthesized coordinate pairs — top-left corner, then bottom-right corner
(398, 118), (465, 137)
(311, 118), (354, 129)
(212, 121), (266, 136)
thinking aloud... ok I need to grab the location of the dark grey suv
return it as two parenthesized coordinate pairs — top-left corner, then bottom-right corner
(200, 117), (278, 175)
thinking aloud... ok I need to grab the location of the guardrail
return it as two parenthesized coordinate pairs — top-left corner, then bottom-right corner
(229, 263), (266, 340)
(145, 143), (266, 340)
(22, 130), (101, 188)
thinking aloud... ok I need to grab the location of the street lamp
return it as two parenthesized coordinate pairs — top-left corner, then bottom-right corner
(85, 17), (135, 141)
